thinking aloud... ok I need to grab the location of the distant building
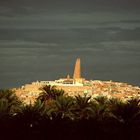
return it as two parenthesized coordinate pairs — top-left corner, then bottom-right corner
(54, 58), (85, 86)
(73, 58), (85, 84)
(15, 58), (140, 104)
(35, 58), (86, 86)
(73, 58), (81, 79)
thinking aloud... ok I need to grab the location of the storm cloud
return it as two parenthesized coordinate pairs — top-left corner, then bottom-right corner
(0, 0), (140, 88)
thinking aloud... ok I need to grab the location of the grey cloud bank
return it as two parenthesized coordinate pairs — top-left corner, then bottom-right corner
(0, 0), (140, 88)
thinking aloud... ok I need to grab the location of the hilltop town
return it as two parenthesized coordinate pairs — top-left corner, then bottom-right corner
(14, 58), (140, 104)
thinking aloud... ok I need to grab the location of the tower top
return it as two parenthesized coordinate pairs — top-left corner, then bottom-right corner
(73, 58), (81, 79)
(67, 74), (70, 79)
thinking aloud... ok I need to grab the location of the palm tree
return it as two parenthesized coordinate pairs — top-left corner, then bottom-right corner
(108, 98), (140, 123)
(90, 96), (110, 121)
(50, 95), (75, 119)
(72, 95), (94, 120)
(108, 98), (140, 140)
(0, 89), (22, 115)
(37, 85), (64, 103)
(16, 100), (47, 124)
(0, 89), (22, 139)
(13, 100), (50, 139)
(94, 96), (108, 105)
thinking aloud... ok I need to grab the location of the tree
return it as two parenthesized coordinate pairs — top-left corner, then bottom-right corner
(13, 100), (49, 140)
(0, 89), (22, 139)
(94, 96), (108, 105)
(108, 98), (140, 123)
(0, 89), (22, 116)
(72, 95), (94, 120)
(50, 95), (75, 119)
(37, 85), (64, 103)
(108, 98), (140, 140)
(91, 96), (110, 121)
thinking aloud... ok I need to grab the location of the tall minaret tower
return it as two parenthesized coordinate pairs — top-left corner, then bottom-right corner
(73, 58), (81, 79)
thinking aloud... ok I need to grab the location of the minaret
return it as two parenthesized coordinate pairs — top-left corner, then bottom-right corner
(67, 74), (70, 79)
(73, 58), (81, 79)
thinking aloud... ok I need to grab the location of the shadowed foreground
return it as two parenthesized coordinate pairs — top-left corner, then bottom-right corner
(0, 86), (140, 140)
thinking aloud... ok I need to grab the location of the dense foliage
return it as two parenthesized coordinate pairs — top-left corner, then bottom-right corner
(0, 86), (140, 140)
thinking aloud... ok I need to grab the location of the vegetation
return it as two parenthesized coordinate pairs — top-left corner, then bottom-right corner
(0, 86), (140, 140)
(37, 85), (64, 103)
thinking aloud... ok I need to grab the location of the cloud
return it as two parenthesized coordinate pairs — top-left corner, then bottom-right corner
(0, 0), (140, 88)
(0, 11), (140, 31)
(0, 26), (140, 50)
(0, 40), (58, 47)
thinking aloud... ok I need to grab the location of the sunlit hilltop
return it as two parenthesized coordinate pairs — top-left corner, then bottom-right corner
(13, 58), (140, 104)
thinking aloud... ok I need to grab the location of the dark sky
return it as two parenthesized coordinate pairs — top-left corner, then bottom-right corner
(0, 0), (140, 88)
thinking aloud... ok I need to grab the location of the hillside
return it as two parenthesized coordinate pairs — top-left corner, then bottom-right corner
(14, 80), (140, 104)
